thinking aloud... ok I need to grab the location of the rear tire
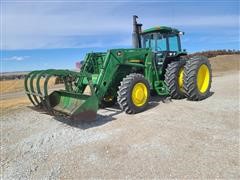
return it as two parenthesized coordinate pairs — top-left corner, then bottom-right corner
(165, 61), (186, 99)
(183, 56), (212, 101)
(117, 73), (150, 114)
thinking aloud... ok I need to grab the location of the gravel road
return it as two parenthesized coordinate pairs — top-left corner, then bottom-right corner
(1, 71), (239, 179)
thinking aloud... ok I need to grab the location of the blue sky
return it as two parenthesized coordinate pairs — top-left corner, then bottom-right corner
(1, 0), (239, 72)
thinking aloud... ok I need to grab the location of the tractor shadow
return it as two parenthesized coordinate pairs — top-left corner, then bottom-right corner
(147, 95), (172, 110)
(27, 105), (123, 130)
(27, 96), (172, 129)
(206, 91), (215, 99)
(27, 92), (214, 129)
(53, 106), (123, 130)
(63, 96), (170, 129)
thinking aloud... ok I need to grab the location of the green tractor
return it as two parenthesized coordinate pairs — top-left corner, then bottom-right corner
(24, 15), (212, 121)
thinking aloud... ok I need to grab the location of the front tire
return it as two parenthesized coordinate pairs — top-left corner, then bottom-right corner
(117, 73), (150, 114)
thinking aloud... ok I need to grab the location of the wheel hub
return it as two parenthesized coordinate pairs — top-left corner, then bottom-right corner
(178, 67), (184, 91)
(131, 83), (147, 107)
(197, 64), (210, 93)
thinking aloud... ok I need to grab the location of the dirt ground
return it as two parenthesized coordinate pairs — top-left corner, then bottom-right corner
(1, 55), (240, 179)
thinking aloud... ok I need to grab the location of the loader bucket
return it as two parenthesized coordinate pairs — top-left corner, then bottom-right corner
(48, 90), (99, 121)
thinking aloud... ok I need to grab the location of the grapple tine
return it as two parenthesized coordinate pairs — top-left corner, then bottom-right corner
(36, 71), (44, 101)
(43, 74), (55, 114)
(29, 71), (42, 107)
(36, 70), (51, 111)
(24, 71), (40, 106)
(25, 68), (99, 121)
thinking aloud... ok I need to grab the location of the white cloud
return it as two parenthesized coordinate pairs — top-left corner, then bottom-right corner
(1, 2), (239, 50)
(142, 15), (240, 28)
(3, 56), (30, 61)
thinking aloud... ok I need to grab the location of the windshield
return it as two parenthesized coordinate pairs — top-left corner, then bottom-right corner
(142, 33), (167, 51)
(156, 36), (167, 51)
(142, 33), (180, 52)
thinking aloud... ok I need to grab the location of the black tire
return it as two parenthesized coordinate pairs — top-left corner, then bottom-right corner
(117, 73), (150, 114)
(183, 56), (212, 101)
(164, 61), (186, 99)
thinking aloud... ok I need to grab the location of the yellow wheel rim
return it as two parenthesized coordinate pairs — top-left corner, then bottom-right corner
(131, 83), (148, 107)
(178, 67), (184, 91)
(197, 64), (210, 93)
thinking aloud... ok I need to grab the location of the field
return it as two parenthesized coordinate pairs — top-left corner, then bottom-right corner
(0, 77), (57, 94)
(210, 54), (239, 74)
(0, 77), (57, 112)
(1, 55), (240, 179)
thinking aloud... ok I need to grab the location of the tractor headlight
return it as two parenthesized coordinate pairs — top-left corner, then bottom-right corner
(179, 31), (185, 35)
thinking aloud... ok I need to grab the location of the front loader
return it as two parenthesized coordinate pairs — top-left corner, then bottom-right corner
(25, 15), (212, 121)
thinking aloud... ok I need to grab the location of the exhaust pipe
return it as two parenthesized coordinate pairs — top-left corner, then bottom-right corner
(132, 15), (142, 48)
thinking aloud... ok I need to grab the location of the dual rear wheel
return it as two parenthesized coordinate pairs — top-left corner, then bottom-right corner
(165, 56), (212, 101)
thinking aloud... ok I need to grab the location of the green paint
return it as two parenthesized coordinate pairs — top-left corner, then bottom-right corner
(142, 26), (180, 34)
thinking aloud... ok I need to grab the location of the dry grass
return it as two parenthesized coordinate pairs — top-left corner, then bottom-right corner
(210, 54), (240, 76)
(0, 77), (58, 112)
(0, 96), (30, 114)
(0, 77), (56, 94)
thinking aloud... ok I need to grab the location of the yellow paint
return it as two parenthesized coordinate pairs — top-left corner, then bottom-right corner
(178, 67), (184, 91)
(131, 83), (148, 107)
(129, 59), (144, 63)
(197, 64), (210, 93)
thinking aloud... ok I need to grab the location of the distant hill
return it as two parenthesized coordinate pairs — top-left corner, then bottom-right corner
(209, 54), (239, 76)
(0, 71), (30, 81)
(189, 49), (240, 58)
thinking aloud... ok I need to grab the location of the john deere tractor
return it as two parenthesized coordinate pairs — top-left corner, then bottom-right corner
(24, 15), (212, 120)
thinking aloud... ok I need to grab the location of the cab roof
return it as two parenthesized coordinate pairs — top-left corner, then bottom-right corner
(142, 26), (180, 34)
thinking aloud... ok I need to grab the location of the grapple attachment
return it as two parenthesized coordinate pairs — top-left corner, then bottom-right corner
(24, 69), (99, 121)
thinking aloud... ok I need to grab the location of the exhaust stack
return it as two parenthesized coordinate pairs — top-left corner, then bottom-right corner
(132, 15), (142, 48)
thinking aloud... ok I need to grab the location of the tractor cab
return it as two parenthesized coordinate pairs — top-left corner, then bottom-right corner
(142, 27), (186, 67)
(141, 27), (182, 54)
(132, 15), (186, 71)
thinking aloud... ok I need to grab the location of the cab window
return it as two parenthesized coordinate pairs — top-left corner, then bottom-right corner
(168, 35), (179, 51)
(156, 35), (167, 51)
(143, 34), (154, 49)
